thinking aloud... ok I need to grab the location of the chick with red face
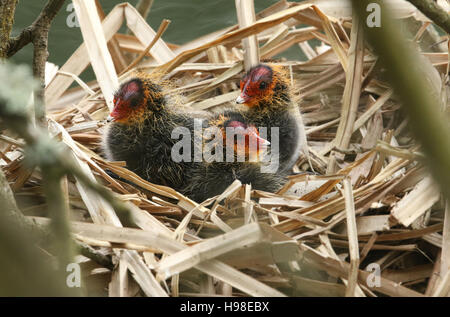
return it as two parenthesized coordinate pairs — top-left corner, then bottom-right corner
(181, 117), (287, 203)
(103, 74), (287, 202)
(103, 75), (209, 191)
(235, 63), (308, 174)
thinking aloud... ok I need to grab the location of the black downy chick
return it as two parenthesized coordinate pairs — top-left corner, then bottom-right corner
(103, 75), (209, 191)
(181, 115), (287, 202)
(235, 63), (308, 174)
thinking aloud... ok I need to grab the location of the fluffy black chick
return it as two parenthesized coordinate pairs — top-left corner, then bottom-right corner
(180, 115), (288, 202)
(103, 75), (209, 191)
(235, 63), (308, 174)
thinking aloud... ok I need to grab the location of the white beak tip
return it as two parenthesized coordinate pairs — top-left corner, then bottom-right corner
(259, 139), (270, 147)
(106, 115), (115, 123)
(235, 95), (245, 104)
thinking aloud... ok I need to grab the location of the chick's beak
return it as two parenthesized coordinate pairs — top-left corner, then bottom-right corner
(257, 136), (270, 147)
(235, 95), (245, 104)
(246, 128), (270, 148)
(107, 98), (121, 122)
(254, 135), (270, 148)
(236, 90), (253, 104)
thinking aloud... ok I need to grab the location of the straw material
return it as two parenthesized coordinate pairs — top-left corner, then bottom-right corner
(2, 0), (449, 297)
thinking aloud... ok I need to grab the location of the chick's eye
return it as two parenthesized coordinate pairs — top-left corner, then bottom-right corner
(259, 81), (267, 90)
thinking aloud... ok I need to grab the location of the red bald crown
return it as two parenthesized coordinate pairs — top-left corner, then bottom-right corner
(236, 64), (275, 107)
(109, 79), (144, 123)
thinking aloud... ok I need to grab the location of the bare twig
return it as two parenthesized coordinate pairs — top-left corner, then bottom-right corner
(76, 242), (114, 270)
(7, 0), (65, 127)
(7, 0), (65, 58)
(406, 0), (450, 34)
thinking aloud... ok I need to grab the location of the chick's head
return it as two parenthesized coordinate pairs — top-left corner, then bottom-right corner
(108, 77), (164, 125)
(236, 64), (290, 109)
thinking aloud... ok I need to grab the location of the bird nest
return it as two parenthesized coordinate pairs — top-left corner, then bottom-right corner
(1, 0), (449, 297)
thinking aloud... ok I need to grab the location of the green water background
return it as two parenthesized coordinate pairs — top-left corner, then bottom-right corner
(10, 0), (306, 82)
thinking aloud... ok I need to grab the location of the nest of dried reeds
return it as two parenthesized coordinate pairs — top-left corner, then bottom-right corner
(1, 0), (449, 297)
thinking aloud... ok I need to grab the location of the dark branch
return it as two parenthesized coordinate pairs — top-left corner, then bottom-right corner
(6, 26), (33, 58)
(77, 242), (114, 271)
(5, 0), (65, 127)
(7, 0), (66, 58)
(32, 0), (66, 127)
(406, 0), (450, 34)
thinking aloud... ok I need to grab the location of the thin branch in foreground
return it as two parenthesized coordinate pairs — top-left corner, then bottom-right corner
(6, 0), (65, 58)
(351, 0), (450, 201)
(0, 62), (133, 278)
(406, 0), (450, 34)
(7, 0), (65, 127)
